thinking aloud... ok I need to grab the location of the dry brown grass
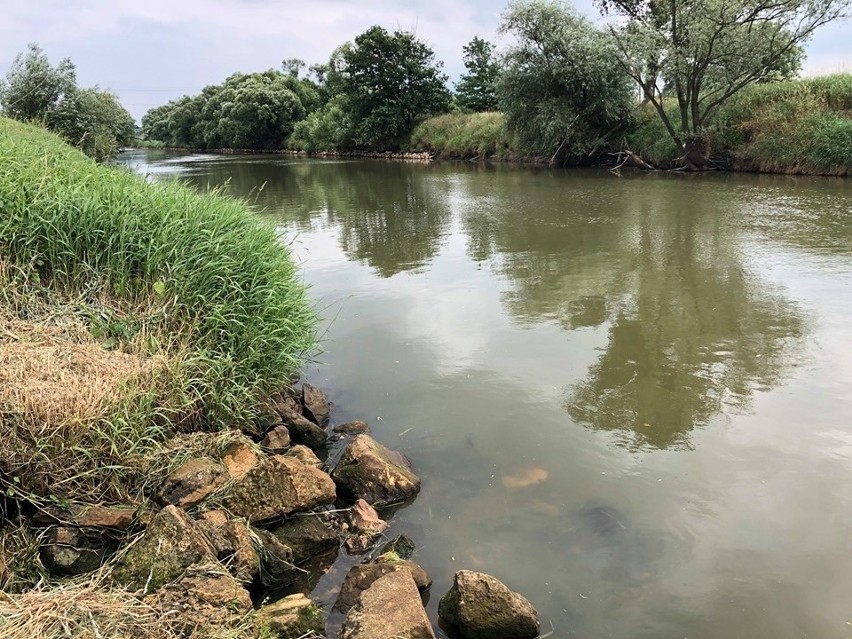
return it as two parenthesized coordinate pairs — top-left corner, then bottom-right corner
(0, 577), (254, 639)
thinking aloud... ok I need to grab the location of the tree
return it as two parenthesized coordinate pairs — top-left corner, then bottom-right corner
(455, 37), (501, 112)
(599, 0), (851, 168)
(0, 43), (76, 122)
(341, 26), (451, 149)
(498, 0), (635, 164)
(47, 88), (136, 161)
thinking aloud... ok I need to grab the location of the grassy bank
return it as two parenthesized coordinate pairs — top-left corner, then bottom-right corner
(409, 112), (518, 160)
(0, 118), (316, 508)
(627, 74), (852, 175)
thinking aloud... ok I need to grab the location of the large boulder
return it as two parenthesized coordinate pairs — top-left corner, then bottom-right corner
(286, 444), (323, 468)
(223, 455), (335, 523)
(221, 441), (259, 479)
(438, 571), (539, 639)
(155, 458), (228, 509)
(255, 593), (325, 638)
(269, 514), (338, 564)
(339, 569), (435, 639)
(39, 526), (118, 576)
(332, 435), (420, 506)
(31, 504), (136, 530)
(144, 564), (252, 634)
(112, 505), (214, 593)
(334, 560), (431, 614)
(301, 383), (331, 427)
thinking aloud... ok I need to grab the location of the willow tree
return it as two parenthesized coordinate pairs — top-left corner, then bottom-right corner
(600, 0), (851, 168)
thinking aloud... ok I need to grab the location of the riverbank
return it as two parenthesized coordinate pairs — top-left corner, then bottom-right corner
(0, 119), (542, 639)
(410, 75), (852, 176)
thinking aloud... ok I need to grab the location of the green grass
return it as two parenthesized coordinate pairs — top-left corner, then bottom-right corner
(0, 118), (317, 502)
(626, 74), (852, 175)
(409, 112), (514, 160)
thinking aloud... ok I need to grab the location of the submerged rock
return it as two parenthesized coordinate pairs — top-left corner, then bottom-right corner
(255, 593), (325, 638)
(155, 458), (228, 509)
(302, 383), (331, 427)
(112, 505), (214, 593)
(339, 568), (435, 639)
(438, 570), (539, 639)
(40, 526), (118, 576)
(332, 434), (420, 506)
(144, 563), (252, 634)
(334, 560), (431, 614)
(333, 420), (370, 435)
(223, 455), (335, 523)
(378, 534), (416, 560)
(269, 513), (338, 564)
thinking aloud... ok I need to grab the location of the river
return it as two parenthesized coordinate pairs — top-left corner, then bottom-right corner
(119, 150), (852, 639)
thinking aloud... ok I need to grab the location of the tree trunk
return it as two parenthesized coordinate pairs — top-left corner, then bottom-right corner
(683, 134), (711, 169)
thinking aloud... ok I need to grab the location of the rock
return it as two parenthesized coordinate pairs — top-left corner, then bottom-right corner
(155, 458), (228, 509)
(144, 564), (252, 634)
(378, 534), (416, 560)
(334, 561), (431, 613)
(280, 408), (329, 451)
(332, 435), (420, 507)
(39, 526), (117, 576)
(31, 504), (136, 530)
(269, 514), (338, 564)
(255, 530), (299, 590)
(196, 512), (259, 584)
(350, 499), (389, 535)
(261, 425), (291, 453)
(112, 505), (214, 593)
(286, 444), (322, 468)
(274, 394), (303, 417)
(223, 455), (335, 523)
(339, 569), (435, 639)
(301, 383), (330, 427)
(221, 441), (258, 479)
(333, 420), (370, 435)
(255, 593), (325, 638)
(438, 571), (539, 639)
(501, 467), (548, 489)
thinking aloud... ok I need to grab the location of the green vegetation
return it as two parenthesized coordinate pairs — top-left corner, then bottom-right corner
(409, 112), (512, 160)
(0, 118), (316, 503)
(0, 44), (134, 161)
(498, 0), (635, 164)
(455, 37), (501, 112)
(628, 74), (852, 174)
(603, 0), (848, 167)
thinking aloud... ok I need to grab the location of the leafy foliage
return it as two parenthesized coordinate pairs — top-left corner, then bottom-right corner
(455, 37), (501, 112)
(341, 26), (451, 149)
(601, 0), (851, 166)
(410, 112), (511, 159)
(141, 70), (319, 150)
(498, 0), (634, 163)
(0, 43), (134, 161)
(288, 95), (355, 151)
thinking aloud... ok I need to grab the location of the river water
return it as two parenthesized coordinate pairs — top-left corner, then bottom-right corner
(119, 150), (852, 639)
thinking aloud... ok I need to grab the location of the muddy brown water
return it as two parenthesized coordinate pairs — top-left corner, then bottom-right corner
(120, 150), (852, 639)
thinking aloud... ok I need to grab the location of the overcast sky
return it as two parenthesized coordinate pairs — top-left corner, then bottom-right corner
(1, 0), (849, 122)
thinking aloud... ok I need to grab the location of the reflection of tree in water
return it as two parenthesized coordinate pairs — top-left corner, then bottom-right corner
(461, 176), (808, 450)
(171, 158), (452, 278)
(565, 207), (806, 450)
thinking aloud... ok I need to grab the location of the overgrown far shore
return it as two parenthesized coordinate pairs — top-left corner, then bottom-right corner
(0, 119), (543, 639)
(137, 74), (852, 177)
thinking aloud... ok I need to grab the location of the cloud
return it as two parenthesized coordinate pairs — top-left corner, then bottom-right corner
(0, 0), (849, 121)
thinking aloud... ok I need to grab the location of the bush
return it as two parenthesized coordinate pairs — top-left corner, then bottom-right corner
(0, 118), (317, 502)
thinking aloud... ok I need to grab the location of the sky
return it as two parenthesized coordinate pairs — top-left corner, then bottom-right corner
(0, 0), (849, 122)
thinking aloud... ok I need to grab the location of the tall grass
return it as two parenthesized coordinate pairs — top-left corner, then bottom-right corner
(626, 74), (852, 174)
(409, 112), (513, 160)
(0, 118), (317, 501)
